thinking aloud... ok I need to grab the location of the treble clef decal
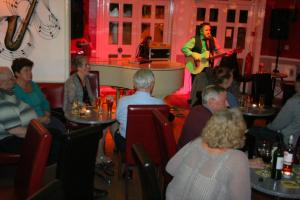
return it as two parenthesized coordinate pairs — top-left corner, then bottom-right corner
(4, 0), (38, 51)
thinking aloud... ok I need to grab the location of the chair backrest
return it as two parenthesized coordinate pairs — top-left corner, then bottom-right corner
(14, 119), (53, 199)
(87, 70), (100, 98)
(26, 179), (65, 200)
(152, 109), (176, 168)
(40, 83), (64, 109)
(56, 125), (102, 200)
(125, 105), (170, 166)
(132, 144), (162, 200)
(251, 73), (273, 106)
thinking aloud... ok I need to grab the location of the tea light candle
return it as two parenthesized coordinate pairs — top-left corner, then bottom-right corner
(252, 104), (257, 108)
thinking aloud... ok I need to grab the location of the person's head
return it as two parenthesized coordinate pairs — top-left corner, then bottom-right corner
(200, 22), (211, 39)
(11, 57), (34, 82)
(0, 67), (15, 91)
(214, 66), (234, 89)
(295, 74), (300, 93)
(133, 69), (155, 93)
(72, 55), (90, 76)
(202, 85), (228, 112)
(142, 36), (152, 45)
(202, 108), (246, 149)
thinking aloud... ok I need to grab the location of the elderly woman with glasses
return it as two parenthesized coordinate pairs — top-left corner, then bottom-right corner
(166, 108), (250, 200)
(63, 55), (95, 112)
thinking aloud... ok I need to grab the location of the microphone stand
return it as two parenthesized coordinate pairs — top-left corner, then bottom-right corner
(273, 39), (281, 73)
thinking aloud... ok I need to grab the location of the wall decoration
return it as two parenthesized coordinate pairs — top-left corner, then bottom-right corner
(0, 0), (69, 83)
(0, 0), (60, 60)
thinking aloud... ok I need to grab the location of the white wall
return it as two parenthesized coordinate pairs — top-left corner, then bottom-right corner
(0, 0), (70, 83)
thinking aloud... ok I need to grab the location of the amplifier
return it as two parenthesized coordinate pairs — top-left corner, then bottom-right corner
(149, 48), (170, 60)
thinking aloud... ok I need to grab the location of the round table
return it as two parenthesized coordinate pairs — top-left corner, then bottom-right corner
(240, 106), (277, 128)
(251, 166), (300, 199)
(65, 109), (116, 125)
(241, 106), (277, 118)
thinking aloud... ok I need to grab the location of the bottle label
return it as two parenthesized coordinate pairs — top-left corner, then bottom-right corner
(283, 152), (293, 164)
(276, 157), (283, 169)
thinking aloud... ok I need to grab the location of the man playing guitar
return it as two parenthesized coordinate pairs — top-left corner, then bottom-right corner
(182, 22), (234, 105)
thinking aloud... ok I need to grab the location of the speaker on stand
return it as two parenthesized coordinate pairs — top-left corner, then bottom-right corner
(71, 0), (84, 39)
(269, 9), (291, 73)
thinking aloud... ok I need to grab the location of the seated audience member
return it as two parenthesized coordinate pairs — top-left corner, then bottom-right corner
(166, 108), (250, 200)
(177, 85), (228, 150)
(0, 67), (37, 153)
(249, 74), (300, 148)
(63, 55), (95, 112)
(11, 58), (65, 135)
(0, 67), (61, 163)
(214, 66), (239, 107)
(111, 69), (164, 153)
(64, 55), (112, 164)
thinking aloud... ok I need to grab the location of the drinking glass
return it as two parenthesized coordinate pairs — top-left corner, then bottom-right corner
(258, 95), (265, 109)
(96, 97), (102, 113)
(106, 95), (114, 114)
(257, 141), (272, 176)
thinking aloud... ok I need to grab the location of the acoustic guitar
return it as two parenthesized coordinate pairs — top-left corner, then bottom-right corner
(185, 49), (242, 74)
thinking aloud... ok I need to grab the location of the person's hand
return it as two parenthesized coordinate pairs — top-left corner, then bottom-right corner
(38, 115), (50, 124)
(191, 52), (201, 61)
(200, 51), (210, 60)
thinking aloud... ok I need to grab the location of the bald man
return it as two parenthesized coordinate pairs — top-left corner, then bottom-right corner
(0, 67), (38, 153)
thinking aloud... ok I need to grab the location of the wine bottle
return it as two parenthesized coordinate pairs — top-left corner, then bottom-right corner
(271, 143), (283, 180)
(282, 135), (294, 177)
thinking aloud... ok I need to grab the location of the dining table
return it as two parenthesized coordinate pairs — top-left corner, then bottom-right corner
(240, 105), (277, 128)
(251, 165), (300, 199)
(65, 107), (116, 126)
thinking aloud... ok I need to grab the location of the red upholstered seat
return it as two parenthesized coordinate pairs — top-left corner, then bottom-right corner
(87, 70), (100, 98)
(152, 109), (177, 168)
(125, 105), (170, 166)
(39, 83), (64, 109)
(0, 119), (53, 200)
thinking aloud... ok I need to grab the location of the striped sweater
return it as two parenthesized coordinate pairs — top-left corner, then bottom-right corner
(0, 90), (37, 140)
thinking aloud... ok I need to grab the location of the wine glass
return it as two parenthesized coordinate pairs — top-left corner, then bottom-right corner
(258, 141), (272, 176)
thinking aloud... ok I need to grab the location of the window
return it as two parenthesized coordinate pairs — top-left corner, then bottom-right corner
(155, 6), (164, 19)
(197, 8), (206, 21)
(123, 22), (132, 44)
(110, 3), (119, 17)
(123, 4), (132, 17)
(142, 5), (151, 18)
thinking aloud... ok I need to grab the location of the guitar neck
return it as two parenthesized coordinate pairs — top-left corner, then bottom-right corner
(211, 52), (226, 59)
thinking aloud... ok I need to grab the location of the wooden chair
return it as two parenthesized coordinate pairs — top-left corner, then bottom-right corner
(56, 125), (103, 200)
(26, 179), (65, 200)
(132, 144), (162, 200)
(0, 119), (53, 200)
(125, 105), (170, 166)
